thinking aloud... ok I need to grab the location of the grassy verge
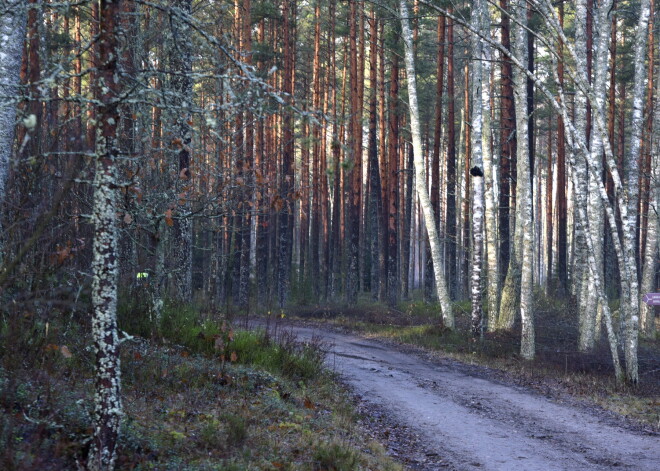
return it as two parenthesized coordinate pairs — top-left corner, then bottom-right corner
(286, 295), (660, 429)
(0, 302), (402, 470)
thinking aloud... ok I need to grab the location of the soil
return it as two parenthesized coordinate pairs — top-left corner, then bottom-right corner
(253, 319), (660, 471)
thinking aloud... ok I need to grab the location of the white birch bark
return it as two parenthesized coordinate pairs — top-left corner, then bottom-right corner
(640, 70), (660, 338)
(0, 0), (28, 259)
(419, 0), (627, 380)
(470, 0), (485, 336)
(621, 0), (651, 383)
(399, 0), (453, 328)
(483, 94), (500, 331)
(572, 0), (590, 314)
(584, 0), (613, 347)
(512, 0), (534, 359)
(89, 133), (122, 471)
(550, 49), (625, 381)
(480, 33), (498, 331)
(89, 0), (122, 467)
(168, 0), (194, 303)
(640, 165), (658, 337)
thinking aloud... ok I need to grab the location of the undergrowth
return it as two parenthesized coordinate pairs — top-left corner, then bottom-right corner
(0, 299), (403, 470)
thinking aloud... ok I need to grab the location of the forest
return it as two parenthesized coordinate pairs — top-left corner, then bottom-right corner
(0, 0), (659, 469)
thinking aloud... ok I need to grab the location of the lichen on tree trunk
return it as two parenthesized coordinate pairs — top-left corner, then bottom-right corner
(88, 0), (123, 468)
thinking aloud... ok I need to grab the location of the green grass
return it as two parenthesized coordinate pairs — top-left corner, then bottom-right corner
(0, 300), (404, 470)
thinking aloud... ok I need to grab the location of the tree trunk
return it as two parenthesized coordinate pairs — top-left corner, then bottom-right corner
(310, 0), (322, 300)
(499, 0), (516, 287)
(0, 0), (28, 245)
(622, 0), (652, 382)
(445, 9), (457, 300)
(399, 0), (453, 328)
(512, 0), (534, 360)
(367, 7), (383, 300)
(427, 15), (445, 301)
(555, 0), (568, 292)
(88, 0), (123, 468)
(278, 0), (295, 308)
(169, 0), (194, 303)
(347, 0), (362, 304)
(385, 54), (400, 306)
(238, 0), (254, 310)
(469, 0), (487, 336)
(640, 56), (660, 338)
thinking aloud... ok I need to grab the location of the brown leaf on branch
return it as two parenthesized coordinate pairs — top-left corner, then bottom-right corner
(165, 209), (174, 227)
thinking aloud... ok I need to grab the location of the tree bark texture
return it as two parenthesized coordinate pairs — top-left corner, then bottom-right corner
(399, 0), (453, 328)
(88, 0), (123, 468)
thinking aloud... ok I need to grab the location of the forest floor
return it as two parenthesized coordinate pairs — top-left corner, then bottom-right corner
(247, 317), (660, 471)
(0, 307), (404, 470)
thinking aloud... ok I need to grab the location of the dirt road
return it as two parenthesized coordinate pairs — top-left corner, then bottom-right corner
(262, 321), (659, 471)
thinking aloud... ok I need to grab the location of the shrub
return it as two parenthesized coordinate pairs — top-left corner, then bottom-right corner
(312, 441), (359, 471)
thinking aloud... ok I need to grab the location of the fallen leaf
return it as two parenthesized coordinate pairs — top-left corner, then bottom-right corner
(303, 396), (315, 410)
(230, 351), (237, 362)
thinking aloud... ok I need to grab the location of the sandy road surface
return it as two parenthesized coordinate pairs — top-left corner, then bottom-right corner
(255, 321), (659, 471)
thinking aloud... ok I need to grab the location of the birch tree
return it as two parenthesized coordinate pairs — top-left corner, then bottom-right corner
(621, 0), (652, 382)
(640, 70), (660, 338)
(89, 0), (123, 468)
(469, 0), (488, 336)
(512, 0), (534, 359)
(399, 0), (453, 329)
(0, 0), (28, 258)
(169, 0), (194, 303)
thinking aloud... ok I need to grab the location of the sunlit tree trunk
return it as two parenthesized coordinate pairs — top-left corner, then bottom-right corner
(481, 6), (497, 333)
(445, 9), (457, 299)
(640, 65), (660, 338)
(399, 0), (453, 328)
(499, 0), (516, 289)
(572, 0), (589, 318)
(378, 21), (388, 302)
(310, 0), (322, 300)
(512, 0), (534, 359)
(427, 15), (445, 301)
(497, 18), (522, 334)
(622, 0), (652, 382)
(555, 0), (568, 293)
(469, 0), (488, 336)
(346, 0), (361, 304)
(367, 7), (383, 299)
(638, 0), (654, 270)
